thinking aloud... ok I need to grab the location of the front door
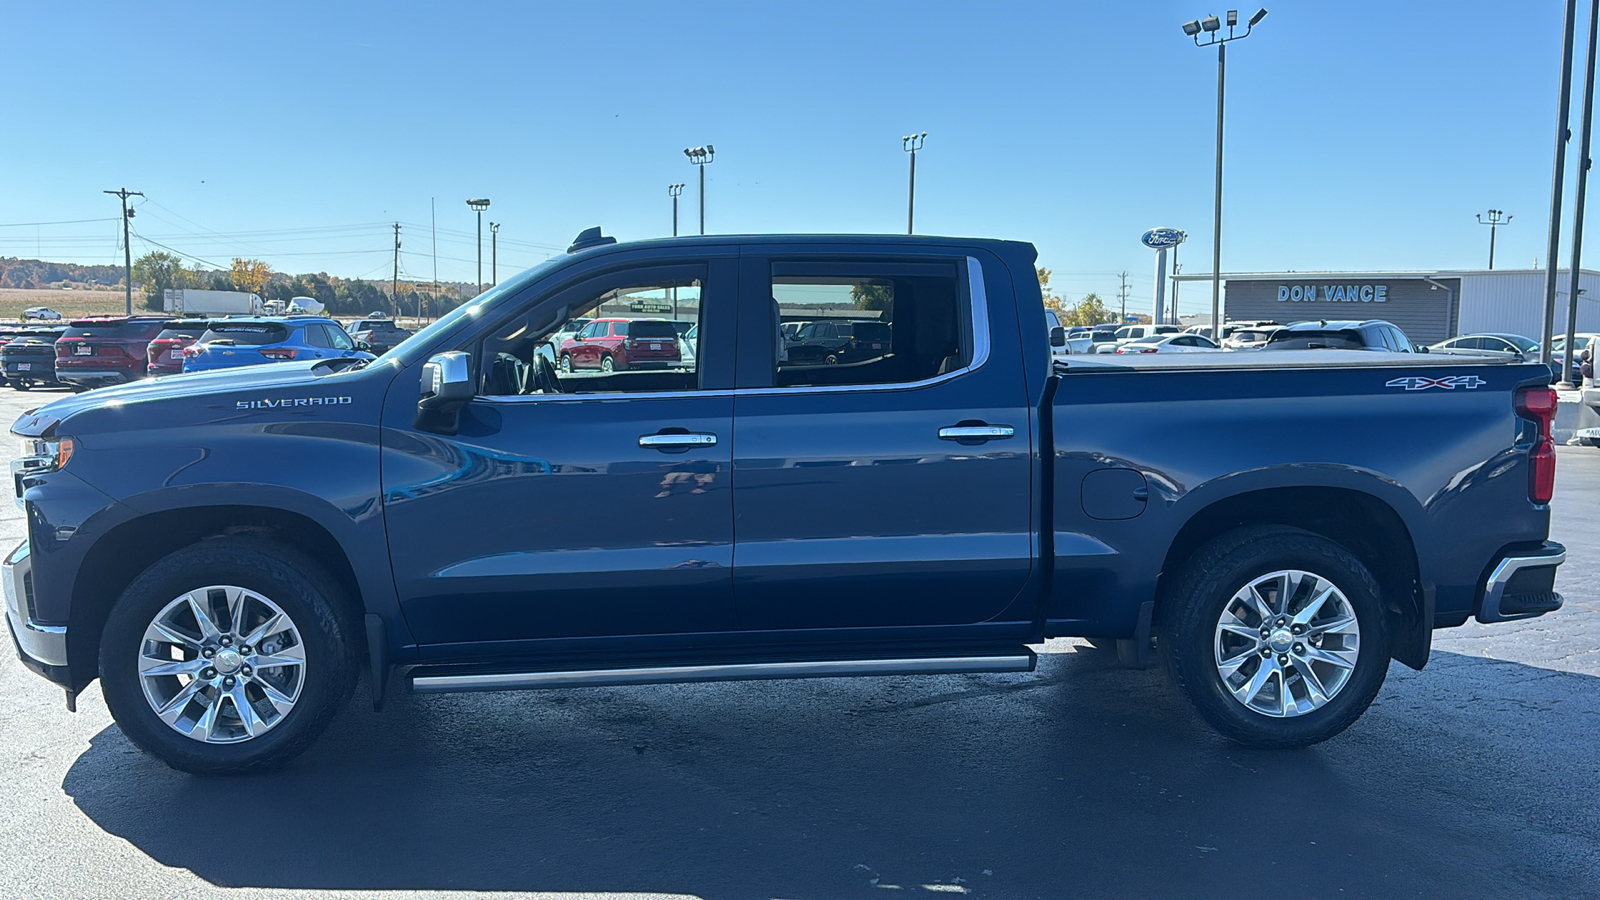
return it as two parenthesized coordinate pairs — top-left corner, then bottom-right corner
(730, 252), (1034, 631)
(381, 258), (739, 650)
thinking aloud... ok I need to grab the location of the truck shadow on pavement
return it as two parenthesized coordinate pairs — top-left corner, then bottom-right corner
(61, 646), (1600, 899)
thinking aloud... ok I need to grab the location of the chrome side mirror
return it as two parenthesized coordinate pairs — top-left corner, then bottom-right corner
(416, 351), (472, 433)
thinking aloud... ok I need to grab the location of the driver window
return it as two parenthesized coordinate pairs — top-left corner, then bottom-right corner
(480, 274), (703, 396)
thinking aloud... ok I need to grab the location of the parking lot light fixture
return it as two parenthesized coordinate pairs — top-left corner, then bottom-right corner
(685, 147), (715, 235)
(1183, 7), (1267, 360)
(466, 199), (490, 295)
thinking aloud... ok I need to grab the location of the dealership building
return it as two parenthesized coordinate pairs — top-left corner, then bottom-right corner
(1173, 268), (1600, 345)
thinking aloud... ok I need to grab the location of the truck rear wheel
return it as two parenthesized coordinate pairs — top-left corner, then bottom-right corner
(1160, 526), (1389, 748)
(99, 538), (356, 774)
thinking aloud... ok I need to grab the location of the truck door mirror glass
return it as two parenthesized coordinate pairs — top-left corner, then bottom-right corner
(416, 351), (473, 434)
(1049, 326), (1066, 347)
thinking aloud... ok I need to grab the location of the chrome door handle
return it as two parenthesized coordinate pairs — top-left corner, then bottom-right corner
(938, 425), (1015, 440)
(639, 432), (718, 449)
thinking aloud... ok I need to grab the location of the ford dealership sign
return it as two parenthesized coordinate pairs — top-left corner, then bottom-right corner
(1141, 228), (1185, 250)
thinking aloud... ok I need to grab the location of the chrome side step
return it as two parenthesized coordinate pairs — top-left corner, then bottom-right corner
(410, 652), (1035, 694)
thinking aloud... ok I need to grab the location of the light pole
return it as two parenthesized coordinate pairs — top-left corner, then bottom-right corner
(668, 183), (685, 236)
(684, 146), (714, 234)
(1183, 8), (1267, 347)
(490, 222), (500, 286)
(903, 132), (927, 234)
(466, 198), (490, 294)
(1476, 210), (1512, 269)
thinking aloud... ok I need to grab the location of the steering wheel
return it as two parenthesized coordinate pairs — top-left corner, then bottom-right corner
(532, 353), (564, 394)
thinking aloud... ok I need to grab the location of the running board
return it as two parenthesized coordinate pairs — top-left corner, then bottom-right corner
(409, 651), (1036, 694)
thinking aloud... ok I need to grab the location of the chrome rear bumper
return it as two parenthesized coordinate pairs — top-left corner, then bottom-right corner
(1477, 542), (1566, 624)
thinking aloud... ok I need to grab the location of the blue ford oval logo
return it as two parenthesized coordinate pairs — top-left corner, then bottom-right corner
(1141, 227), (1185, 249)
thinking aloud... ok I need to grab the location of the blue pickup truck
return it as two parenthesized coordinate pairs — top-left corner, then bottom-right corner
(6, 230), (1566, 773)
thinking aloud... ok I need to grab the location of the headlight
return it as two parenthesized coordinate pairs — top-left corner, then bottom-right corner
(17, 436), (74, 474)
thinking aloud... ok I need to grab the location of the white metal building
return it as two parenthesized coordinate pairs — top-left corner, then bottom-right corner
(1174, 268), (1600, 345)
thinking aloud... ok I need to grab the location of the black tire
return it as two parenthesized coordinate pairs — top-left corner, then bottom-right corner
(600, 353), (615, 373)
(99, 538), (357, 774)
(559, 353), (572, 373)
(12, 379), (29, 391)
(1160, 526), (1390, 748)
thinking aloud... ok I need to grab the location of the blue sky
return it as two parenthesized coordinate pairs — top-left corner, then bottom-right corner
(0, 1), (1586, 314)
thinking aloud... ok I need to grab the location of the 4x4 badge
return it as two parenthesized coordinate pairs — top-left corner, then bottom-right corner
(1385, 375), (1487, 391)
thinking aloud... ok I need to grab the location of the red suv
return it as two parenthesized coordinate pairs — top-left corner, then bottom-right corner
(55, 316), (173, 390)
(145, 319), (213, 376)
(557, 317), (681, 372)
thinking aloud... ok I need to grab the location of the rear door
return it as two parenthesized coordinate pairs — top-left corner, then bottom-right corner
(729, 248), (1034, 631)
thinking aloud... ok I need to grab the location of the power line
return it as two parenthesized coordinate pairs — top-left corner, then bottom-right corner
(0, 217), (119, 228)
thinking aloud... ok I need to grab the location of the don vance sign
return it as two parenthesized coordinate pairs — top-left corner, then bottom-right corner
(1277, 284), (1389, 303)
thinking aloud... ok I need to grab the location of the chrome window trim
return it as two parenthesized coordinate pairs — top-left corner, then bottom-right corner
(480, 255), (991, 405)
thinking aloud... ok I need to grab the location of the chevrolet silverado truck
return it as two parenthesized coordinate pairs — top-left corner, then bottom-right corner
(6, 231), (1566, 773)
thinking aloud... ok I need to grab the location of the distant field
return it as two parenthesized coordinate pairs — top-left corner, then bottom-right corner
(0, 288), (133, 322)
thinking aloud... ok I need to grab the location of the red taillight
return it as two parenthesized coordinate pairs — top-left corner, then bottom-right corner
(259, 347), (298, 360)
(1515, 386), (1559, 504)
(1139, 347), (1159, 353)
(183, 345), (203, 358)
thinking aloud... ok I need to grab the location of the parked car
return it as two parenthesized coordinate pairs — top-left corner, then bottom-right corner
(780, 320), (810, 341)
(679, 323), (699, 368)
(0, 326), (32, 385)
(784, 319), (892, 365)
(557, 317), (682, 372)
(1222, 325), (1283, 350)
(1428, 333), (1539, 360)
(1261, 320), (1416, 352)
(1115, 333), (1221, 354)
(145, 319), (213, 377)
(1550, 333), (1598, 383)
(346, 318), (412, 355)
(2, 326), (68, 390)
(22, 307), (62, 321)
(1063, 324), (1121, 355)
(53, 315), (173, 390)
(182, 316), (374, 373)
(543, 317), (592, 360)
(5, 230), (1565, 774)
(1185, 320), (1280, 345)
(1094, 324), (1181, 353)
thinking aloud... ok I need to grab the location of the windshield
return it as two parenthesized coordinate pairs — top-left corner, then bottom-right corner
(1265, 330), (1365, 350)
(199, 324), (290, 346)
(63, 321), (155, 339)
(1501, 334), (1540, 352)
(391, 257), (566, 366)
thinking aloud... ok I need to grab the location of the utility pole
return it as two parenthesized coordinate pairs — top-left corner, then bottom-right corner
(668, 183), (685, 236)
(1118, 271), (1130, 323)
(104, 188), (143, 314)
(490, 222), (499, 286)
(903, 132), (927, 234)
(1476, 210), (1512, 269)
(1562, 0), (1600, 387)
(685, 146), (714, 234)
(1542, 0), (1581, 367)
(392, 223), (401, 311)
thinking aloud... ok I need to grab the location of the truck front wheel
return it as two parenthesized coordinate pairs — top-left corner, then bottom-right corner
(99, 538), (357, 774)
(1160, 526), (1390, 748)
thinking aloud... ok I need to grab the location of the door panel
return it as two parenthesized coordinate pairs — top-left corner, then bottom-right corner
(384, 395), (734, 644)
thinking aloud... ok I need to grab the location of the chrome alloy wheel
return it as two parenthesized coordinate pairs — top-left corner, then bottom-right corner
(137, 586), (307, 743)
(1213, 569), (1361, 718)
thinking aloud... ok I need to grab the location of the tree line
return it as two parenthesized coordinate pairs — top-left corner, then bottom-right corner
(131, 252), (471, 317)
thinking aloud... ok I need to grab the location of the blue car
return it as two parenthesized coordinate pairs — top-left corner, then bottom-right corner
(183, 316), (374, 373)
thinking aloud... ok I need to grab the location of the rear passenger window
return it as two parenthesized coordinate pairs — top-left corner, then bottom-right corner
(771, 261), (968, 388)
(304, 325), (332, 349)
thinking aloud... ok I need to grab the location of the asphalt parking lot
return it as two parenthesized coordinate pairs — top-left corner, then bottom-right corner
(0, 385), (1596, 900)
